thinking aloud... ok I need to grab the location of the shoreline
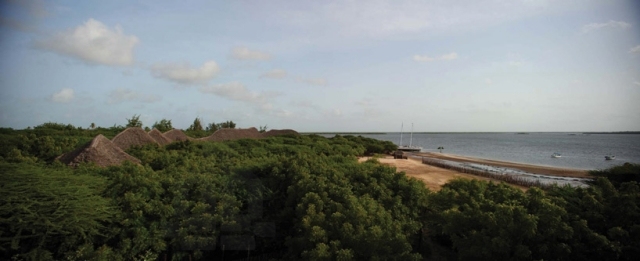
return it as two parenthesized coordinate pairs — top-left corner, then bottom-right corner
(359, 156), (528, 191)
(414, 152), (591, 178)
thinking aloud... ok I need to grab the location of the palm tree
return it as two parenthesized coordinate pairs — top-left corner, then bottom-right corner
(438, 146), (444, 153)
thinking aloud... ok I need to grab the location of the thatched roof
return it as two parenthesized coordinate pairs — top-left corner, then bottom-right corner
(148, 128), (172, 145)
(56, 134), (141, 167)
(163, 129), (192, 142)
(111, 127), (158, 151)
(199, 127), (263, 142)
(262, 129), (299, 137)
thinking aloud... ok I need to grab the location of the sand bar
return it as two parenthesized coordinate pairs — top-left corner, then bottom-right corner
(414, 152), (590, 178)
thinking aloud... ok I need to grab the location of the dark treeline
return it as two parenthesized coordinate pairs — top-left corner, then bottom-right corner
(1, 123), (639, 260)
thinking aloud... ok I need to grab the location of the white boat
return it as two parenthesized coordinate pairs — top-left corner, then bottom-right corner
(551, 153), (562, 158)
(397, 123), (422, 152)
(605, 155), (616, 160)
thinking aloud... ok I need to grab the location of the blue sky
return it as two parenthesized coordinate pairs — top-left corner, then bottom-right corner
(1, 0), (639, 132)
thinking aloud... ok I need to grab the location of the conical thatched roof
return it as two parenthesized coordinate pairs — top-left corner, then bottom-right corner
(262, 129), (299, 137)
(56, 134), (141, 167)
(148, 128), (172, 145)
(199, 127), (263, 142)
(111, 127), (158, 151)
(163, 129), (191, 142)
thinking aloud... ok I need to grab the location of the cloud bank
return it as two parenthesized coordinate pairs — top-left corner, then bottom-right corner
(199, 82), (272, 104)
(298, 77), (327, 86)
(231, 47), (271, 60)
(581, 20), (631, 33)
(261, 69), (287, 79)
(50, 88), (74, 103)
(151, 61), (220, 85)
(413, 52), (458, 62)
(36, 19), (139, 66)
(108, 88), (161, 104)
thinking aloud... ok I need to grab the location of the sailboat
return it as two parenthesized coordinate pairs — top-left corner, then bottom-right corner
(397, 123), (422, 152)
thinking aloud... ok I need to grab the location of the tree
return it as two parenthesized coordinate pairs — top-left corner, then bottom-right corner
(126, 114), (143, 128)
(152, 119), (173, 132)
(259, 125), (268, 133)
(188, 117), (203, 131)
(437, 146), (444, 153)
(90, 122), (96, 129)
(0, 163), (115, 260)
(217, 120), (236, 129)
(206, 122), (218, 133)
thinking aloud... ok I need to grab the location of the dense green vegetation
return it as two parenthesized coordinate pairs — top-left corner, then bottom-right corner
(1, 123), (640, 260)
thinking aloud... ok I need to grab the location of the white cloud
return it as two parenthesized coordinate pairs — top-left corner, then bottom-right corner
(107, 88), (161, 104)
(50, 88), (74, 103)
(275, 109), (293, 118)
(36, 19), (139, 66)
(331, 109), (342, 117)
(630, 45), (640, 55)
(485, 78), (493, 85)
(412, 55), (435, 62)
(268, 0), (578, 40)
(634, 80), (640, 86)
(440, 52), (458, 60)
(508, 61), (523, 67)
(290, 100), (320, 110)
(261, 69), (287, 79)
(413, 52), (458, 62)
(581, 20), (631, 33)
(298, 77), (327, 86)
(230, 47), (271, 61)
(356, 98), (373, 107)
(151, 61), (219, 85)
(199, 82), (272, 104)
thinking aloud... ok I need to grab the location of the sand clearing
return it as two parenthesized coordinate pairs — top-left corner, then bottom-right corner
(417, 152), (590, 178)
(359, 156), (524, 191)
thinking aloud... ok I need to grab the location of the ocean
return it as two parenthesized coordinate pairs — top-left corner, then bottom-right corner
(325, 133), (640, 171)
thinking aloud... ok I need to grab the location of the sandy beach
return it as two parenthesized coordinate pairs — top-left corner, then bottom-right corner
(359, 151), (593, 191)
(359, 156), (528, 191)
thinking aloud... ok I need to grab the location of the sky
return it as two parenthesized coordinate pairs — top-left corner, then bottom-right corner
(0, 0), (639, 132)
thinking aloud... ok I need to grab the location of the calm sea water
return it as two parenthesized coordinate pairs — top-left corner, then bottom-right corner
(327, 133), (640, 171)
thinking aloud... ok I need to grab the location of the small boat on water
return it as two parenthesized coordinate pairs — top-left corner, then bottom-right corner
(397, 123), (422, 152)
(605, 155), (616, 160)
(551, 153), (562, 158)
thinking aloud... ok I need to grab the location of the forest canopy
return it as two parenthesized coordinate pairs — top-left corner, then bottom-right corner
(1, 122), (639, 260)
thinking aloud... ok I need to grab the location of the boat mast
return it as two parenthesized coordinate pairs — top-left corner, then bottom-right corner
(400, 122), (404, 146)
(410, 123), (413, 147)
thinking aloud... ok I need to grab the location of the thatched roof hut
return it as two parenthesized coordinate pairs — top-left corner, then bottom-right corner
(163, 129), (192, 142)
(199, 127), (263, 142)
(262, 129), (299, 137)
(56, 134), (141, 167)
(111, 127), (158, 150)
(148, 128), (172, 145)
